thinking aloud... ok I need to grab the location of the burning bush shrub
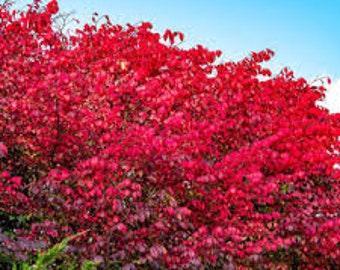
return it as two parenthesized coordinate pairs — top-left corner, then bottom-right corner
(0, 1), (339, 269)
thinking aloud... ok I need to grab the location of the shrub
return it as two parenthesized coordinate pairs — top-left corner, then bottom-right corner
(0, 0), (339, 269)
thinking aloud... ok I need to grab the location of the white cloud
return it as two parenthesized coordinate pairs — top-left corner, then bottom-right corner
(315, 78), (340, 114)
(323, 79), (340, 113)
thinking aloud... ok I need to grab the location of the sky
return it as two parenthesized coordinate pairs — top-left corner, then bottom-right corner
(15, 0), (340, 112)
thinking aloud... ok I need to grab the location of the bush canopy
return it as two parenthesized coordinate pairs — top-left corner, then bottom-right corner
(0, 1), (339, 269)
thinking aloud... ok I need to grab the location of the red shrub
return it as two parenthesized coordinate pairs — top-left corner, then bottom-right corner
(0, 1), (339, 268)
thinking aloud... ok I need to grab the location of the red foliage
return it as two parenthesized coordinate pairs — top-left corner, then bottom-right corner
(0, 1), (340, 269)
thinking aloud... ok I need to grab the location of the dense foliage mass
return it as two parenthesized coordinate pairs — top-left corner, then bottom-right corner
(0, 0), (339, 269)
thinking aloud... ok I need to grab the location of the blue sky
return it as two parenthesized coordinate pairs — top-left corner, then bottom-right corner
(16, 0), (340, 110)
